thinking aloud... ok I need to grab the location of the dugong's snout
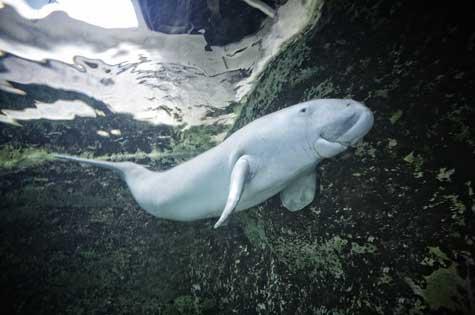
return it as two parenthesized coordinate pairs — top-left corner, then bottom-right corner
(339, 102), (374, 146)
(317, 100), (374, 149)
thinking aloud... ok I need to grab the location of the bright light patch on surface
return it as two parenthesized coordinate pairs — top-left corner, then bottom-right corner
(54, 0), (139, 28)
(0, 81), (26, 95)
(0, 114), (22, 126)
(2, 99), (97, 121)
(0, 0), (324, 126)
(96, 130), (110, 137)
(6, 0), (139, 28)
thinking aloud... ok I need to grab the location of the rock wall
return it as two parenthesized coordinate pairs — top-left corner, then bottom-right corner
(227, 0), (475, 313)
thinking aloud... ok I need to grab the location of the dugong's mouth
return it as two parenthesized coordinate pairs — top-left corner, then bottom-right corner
(339, 109), (374, 146)
(320, 106), (374, 147)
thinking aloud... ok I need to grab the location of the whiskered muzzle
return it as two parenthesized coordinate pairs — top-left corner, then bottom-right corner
(337, 109), (373, 146)
(320, 113), (360, 143)
(316, 101), (374, 148)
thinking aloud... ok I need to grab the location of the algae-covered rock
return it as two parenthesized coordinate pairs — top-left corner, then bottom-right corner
(1, 0), (474, 314)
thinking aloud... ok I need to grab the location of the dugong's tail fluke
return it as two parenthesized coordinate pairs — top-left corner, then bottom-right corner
(53, 154), (131, 177)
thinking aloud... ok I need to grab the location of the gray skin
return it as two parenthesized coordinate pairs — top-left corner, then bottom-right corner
(55, 99), (374, 228)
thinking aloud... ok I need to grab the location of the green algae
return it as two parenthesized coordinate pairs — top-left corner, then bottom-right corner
(406, 248), (474, 314)
(0, 121), (228, 172)
(354, 140), (377, 159)
(389, 110), (403, 124)
(160, 295), (216, 315)
(90, 123), (229, 165)
(446, 104), (474, 146)
(291, 66), (323, 87)
(172, 124), (228, 153)
(406, 264), (468, 314)
(351, 241), (377, 254)
(237, 211), (270, 249)
(2, 1), (475, 314)
(274, 235), (348, 279)
(403, 151), (425, 176)
(303, 78), (337, 100)
(422, 264), (466, 312)
(229, 38), (314, 133)
(0, 145), (52, 170)
(173, 295), (196, 314)
(436, 168), (455, 182)
(238, 211), (350, 280)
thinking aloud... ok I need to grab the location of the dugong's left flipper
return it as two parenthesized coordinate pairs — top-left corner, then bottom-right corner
(280, 171), (319, 211)
(214, 156), (250, 229)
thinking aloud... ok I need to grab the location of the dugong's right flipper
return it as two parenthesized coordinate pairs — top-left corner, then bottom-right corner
(280, 171), (319, 211)
(214, 156), (250, 229)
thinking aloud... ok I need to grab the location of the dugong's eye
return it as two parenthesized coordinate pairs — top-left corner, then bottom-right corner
(300, 108), (307, 113)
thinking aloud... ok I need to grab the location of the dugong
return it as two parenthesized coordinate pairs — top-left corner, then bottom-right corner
(54, 99), (373, 228)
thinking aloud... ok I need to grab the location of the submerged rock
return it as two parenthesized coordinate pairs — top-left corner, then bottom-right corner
(0, 0), (474, 314)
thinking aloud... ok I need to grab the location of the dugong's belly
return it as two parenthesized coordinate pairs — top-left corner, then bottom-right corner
(153, 166), (289, 221)
(165, 186), (227, 221)
(236, 178), (289, 212)
(164, 183), (284, 221)
(236, 162), (315, 212)
(151, 159), (230, 221)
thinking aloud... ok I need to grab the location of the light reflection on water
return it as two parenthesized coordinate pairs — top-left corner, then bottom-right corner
(0, 0), (321, 129)
(0, 53), (240, 126)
